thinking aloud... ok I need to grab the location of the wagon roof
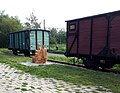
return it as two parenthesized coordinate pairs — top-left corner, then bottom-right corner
(65, 10), (120, 22)
(9, 29), (50, 34)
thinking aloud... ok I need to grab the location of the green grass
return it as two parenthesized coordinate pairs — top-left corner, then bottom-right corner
(22, 82), (28, 87)
(0, 48), (120, 92)
(113, 64), (120, 70)
(31, 86), (35, 89)
(50, 44), (66, 53)
(48, 55), (83, 64)
(21, 88), (27, 91)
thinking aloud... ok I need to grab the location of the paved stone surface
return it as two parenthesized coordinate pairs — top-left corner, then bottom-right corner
(48, 53), (64, 57)
(0, 63), (112, 93)
(21, 61), (57, 66)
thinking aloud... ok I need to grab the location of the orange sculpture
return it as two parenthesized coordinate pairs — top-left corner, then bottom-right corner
(32, 44), (47, 64)
(32, 44), (41, 63)
(41, 45), (47, 64)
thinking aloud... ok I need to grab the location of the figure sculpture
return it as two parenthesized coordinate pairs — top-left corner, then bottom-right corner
(32, 43), (41, 63)
(41, 45), (47, 64)
(32, 44), (47, 64)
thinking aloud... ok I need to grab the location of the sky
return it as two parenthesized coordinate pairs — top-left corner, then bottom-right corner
(0, 0), (120, 30)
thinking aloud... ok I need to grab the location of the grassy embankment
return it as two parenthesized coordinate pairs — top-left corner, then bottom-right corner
(50, 44), (66, 53)
(0, 48), (120, 93)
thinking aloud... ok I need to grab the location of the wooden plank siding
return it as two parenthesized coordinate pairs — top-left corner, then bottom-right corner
(66, 10), (120, 61)
(92, 17), (108, 55)
(78, 19), (91, 54)
(110, 16), (120, 55)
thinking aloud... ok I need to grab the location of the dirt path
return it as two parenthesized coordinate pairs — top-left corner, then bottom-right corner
(0, 63), (112, 93)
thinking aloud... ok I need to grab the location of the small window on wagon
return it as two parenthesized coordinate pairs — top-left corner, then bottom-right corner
(69, 24), (76, 31)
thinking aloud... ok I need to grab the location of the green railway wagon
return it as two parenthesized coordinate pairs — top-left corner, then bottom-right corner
(8, 29), (50, 56)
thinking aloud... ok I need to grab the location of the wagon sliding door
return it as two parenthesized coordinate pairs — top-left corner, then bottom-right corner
(37, 31), (42, 48)
(92, 17), (108, 55)
(44, 31), (49, 50)
(30, 31), (36, 50)
(78, 19), (91, 55)
(110, 15), (120, 56)
(66, 21), (78, 56)
(14, 33), (19, 49)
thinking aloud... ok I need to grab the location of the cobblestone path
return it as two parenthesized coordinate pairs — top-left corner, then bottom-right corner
(0, 63), (112, 93)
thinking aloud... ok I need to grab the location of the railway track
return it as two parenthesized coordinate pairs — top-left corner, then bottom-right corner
(31, 52), (120, 74)
(99, 69), (120, 74)
(48, 59), (84, 68)
(48, 59), (120, 74)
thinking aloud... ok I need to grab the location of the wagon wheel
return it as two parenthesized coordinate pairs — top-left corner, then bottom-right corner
(83, 60), (92, 69)
(100, 61), (115, 69)
(12, 50), (18, 55)
(83, 60), (99, 70)
(24, 51), (30, 57)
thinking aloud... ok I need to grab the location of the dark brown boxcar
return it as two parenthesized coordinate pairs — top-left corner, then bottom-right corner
(65, 10), (120, 69)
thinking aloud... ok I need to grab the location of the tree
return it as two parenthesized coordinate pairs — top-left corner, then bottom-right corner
(49, 28), (66, 45)
(57, 29), (66, 44)
(0, 10), (23, 47)
(49, 28), (58, 44)
(24, 11), (41, 29)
